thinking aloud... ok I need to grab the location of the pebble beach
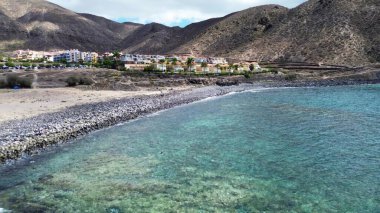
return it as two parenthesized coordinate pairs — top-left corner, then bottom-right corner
(0, 85), (255, 163)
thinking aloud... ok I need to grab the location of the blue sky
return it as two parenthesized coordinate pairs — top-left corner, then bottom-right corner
(115, 17), (194, 27)
(49, 0), (306, 27)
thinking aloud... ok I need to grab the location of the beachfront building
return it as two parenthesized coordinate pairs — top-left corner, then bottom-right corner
(13, 50), (45, 61)
(53, 49), (82, 63)
(53, 52), (70, 63)
(173, 65), (185, 73)
(69, 49), (81, 63)
(195, 64), (210, 73)
(165, 55), (181, 62)
(120, 54), (166, 64)
(44, 54), (55, 62)
(81, 52), (99, 63)
(124, 64), (146, 71)
(120, 54), (134, 63)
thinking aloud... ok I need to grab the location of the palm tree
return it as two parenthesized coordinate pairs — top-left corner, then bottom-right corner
(112, 51), (121, 60)
(171, 58), (178, 68)
(186, 57), (195, 72)
(201, 62), (208, 74)
(112, 51), (121, 70)
(159, 59), (166, 73)
(215, 64), (221, 74)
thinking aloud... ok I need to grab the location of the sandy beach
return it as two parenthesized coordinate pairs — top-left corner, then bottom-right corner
(0, 87), (193, 123)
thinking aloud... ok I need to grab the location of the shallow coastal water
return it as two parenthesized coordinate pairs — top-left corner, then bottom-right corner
(0, 85), (379, 212)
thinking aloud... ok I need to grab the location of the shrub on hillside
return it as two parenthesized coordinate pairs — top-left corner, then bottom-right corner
(66, 76), (79, 87)
(79, 77), (94, 85)
(66, 76), (94, 87)
(118, 67), (127, 71)
(0, 79), (7, 88)
(285, 74), (297, 81)
(244, 71), (252, 79)
(5, 74), (32, 88)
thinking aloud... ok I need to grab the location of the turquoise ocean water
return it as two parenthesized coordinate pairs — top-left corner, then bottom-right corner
(0, 85), (379, 212)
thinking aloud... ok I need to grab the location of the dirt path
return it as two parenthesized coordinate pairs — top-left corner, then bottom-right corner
(32, 72), (38, 89)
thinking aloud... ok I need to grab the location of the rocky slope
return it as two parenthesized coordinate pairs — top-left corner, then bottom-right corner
(0, 0), (133, 51)
(176, 0), (380, 65)
(78, 13), (142, 39)
(119, 16), (226, 54)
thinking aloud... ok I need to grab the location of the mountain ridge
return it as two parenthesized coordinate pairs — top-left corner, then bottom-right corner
(0, 0), (378, 65)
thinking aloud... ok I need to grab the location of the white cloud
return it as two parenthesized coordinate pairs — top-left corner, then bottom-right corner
(47, 0), (306, 26)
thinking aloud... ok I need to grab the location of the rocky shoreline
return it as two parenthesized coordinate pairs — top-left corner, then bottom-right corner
(0, 84), (256, 163)
(1, 79), (379, 163)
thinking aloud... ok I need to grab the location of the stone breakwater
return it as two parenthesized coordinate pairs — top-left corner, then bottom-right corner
(0, 85), (255, 163)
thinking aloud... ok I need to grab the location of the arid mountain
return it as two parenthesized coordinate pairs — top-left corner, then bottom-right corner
(176, 0), (380, 65)
(119, 23), (182, 54)
(0, 0), (134, 51)
(0, 10), (27, 43)
(173, 5), (289, 57)
(119, 17), (226, 54)
(0, 0), (378, 65)
(78, 13), (142, 39)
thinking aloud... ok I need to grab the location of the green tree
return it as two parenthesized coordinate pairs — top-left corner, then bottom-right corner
(186, 58), (195, 72)
(60, 59), (68, 64)
(113, 51), (121, 60)
(112, 51), (122, 70)
(22, 62), (31, 67)
(5, 61), (15, 67)
(171, 58), (178, 65)
(103, 59), (113, 69)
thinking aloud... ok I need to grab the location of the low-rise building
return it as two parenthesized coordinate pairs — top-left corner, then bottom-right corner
(173, 65), (184, 73)
(194, 57), (208, 64)
(208, 57), (228, 65)
(13, 50), (45, 61)
(154, 63), (167, 72)
(124, 64), (146, 71)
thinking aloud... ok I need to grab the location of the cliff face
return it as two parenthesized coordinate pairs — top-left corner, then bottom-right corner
(0, 0), (379, 65)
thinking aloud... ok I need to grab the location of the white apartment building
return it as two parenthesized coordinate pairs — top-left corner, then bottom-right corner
(208, 57), (228, 64)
